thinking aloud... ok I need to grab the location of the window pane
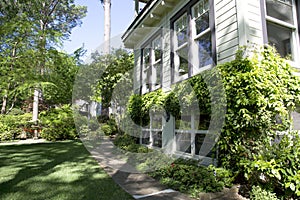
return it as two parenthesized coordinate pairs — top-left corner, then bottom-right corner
(175, 14), (188, 46)
(175, 132), (191, 153)
(176, 46), (189, 75)
(144, 66), (151, 91)
(175, 115), (191, 130)
(143, 48), (150, 64)
(196, 33), (212, 67)
(153, 131), (162, 148)
(195, 11), (209, 35)
(195, 134), (216, 157)
(195, 134), (205, 155)
(153, 37), (162, 62)
(142, 130), (150, 145)
(267, 22), (293, 59)
(195, 114), (211, 130)
(152, 115), (162, 129)
(154, 62), (161, 85)
(266, 0), (294, 24)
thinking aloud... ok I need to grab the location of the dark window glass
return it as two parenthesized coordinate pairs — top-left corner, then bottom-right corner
(266, 0), (294, 24)
(197, 33), (213, 67)
(267, 22), (293, 59)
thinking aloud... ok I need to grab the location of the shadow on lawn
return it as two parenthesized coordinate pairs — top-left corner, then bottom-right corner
(0, 141), (133, 200)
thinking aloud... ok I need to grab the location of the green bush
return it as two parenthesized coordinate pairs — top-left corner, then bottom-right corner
(101, 124), (112, 136)
(0, 113), (32, 141)
(216, 47), (300, 170)
(240, 131), (300, 199)
(7, 108), (25, 115)
(150, 159), (224, 195)
(250, 186), (279, 200)
(113, 134), (150, 153)
(40, 104), (77, 141)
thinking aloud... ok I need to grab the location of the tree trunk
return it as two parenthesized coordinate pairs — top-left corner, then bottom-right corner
(1, 95), (7, 114)
(103, 0), (111, 54)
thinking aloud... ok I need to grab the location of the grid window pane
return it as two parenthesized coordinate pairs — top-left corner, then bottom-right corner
(153, 131), (162, 148)
(176, 46), (189, 75)
(196, 33), (212, 67)
(195, 12), (209, 35)
(176, 132), (191, 153)
(266, 0), (294, 24)
(154, 63), (161, 85)
(142, 131), (150, 145)
(267, 22), (293, 59)
(153, 37), (162, 62)
(175, 14), (188, 46)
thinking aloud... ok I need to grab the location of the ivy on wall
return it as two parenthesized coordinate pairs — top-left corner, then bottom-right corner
(127, 46), (300, 198)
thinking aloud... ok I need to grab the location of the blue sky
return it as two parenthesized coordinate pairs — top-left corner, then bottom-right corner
(63, 0), (135, 59)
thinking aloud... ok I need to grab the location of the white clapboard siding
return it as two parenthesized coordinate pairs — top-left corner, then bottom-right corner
(246, 0), (264, 44)
(215, 0), (239, 64)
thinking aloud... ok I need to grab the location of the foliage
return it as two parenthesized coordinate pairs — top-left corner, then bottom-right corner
(217, 47), (300, 171)
(0, 0), (86, 114)
(240, 131), (300, 199)
(0, 113), (32, 141)
(100, 117), (118, 136)
(113, 134), (150, 153)
(207, 165), (234, 189)
(127, 89), (165, 127)
(250, 186), (279, 200)
(40, 104), (77, 141)
(101, 124), (112, 136)
(150, 158), (225, 195)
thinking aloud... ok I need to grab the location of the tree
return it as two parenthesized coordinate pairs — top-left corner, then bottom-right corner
(0, 0), (87, 122)
(100, 0), (111, 54)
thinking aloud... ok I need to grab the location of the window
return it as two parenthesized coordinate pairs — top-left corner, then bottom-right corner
(171, 0), (214, 82)
(192, 0), (212, 70)
(141, 34), (162, 94)
(140, 113), (163, 148)
(263, 0), (299, 60)
(175, 113), (215, 157)
(174, 14), (189, 78)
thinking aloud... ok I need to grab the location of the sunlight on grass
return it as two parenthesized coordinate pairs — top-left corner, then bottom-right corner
(0, 140), (133, 200)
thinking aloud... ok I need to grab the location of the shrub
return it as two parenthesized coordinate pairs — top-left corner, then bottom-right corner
(217, 47), (300, 172)
(150, 159), (224, 195)
(7, 108), (25, 115)
(113, 134), (150, 153)
(240, 131), (300, 199)
(0, 113), (32, 141)
(101, 124), (112, 136)
(40, 104), (77, 141)
(250, 186), (279, 200)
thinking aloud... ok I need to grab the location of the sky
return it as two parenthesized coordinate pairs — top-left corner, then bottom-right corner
(62, 0), (136, 61)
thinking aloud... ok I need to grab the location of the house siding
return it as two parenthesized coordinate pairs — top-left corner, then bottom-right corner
(215, 0), (239, 64)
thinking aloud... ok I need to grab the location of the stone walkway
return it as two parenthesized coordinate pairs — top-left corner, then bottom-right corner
(88, 138), (195, 200)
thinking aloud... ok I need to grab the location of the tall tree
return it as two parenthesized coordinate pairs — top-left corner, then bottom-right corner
(0, 0), (86, 120)
(100, 0), (111, 54)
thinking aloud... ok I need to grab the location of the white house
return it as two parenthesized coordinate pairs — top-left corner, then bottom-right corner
(121, 0), (300, 162)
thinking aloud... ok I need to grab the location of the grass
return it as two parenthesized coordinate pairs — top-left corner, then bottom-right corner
(0, 140), (134, 200)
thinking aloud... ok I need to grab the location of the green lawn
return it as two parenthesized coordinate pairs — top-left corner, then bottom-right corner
(0, 140), (133, 200)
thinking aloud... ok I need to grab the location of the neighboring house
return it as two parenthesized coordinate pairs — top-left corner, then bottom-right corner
(122, 0), (300, 163)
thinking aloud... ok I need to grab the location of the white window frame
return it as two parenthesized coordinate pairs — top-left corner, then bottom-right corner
(141, 34), (162, 94)
(263, 0), (300, 67)
(172, 0), (213, 83)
